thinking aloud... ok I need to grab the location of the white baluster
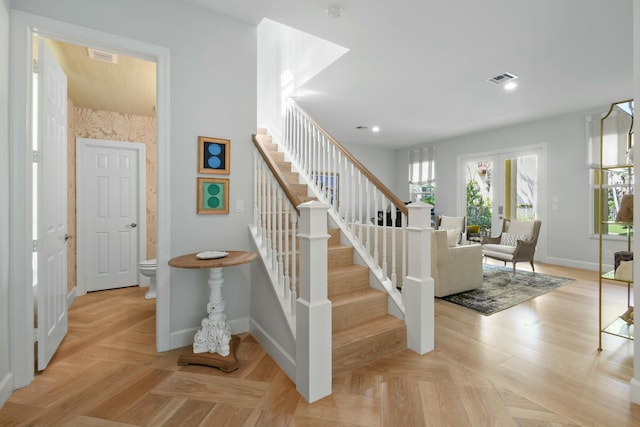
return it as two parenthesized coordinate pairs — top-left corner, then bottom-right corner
(350, 164), (356, 227)
(265, 173), (272, 260)
(381, 195), (388, 277)
(291, 213), (298, 316)
(365, 180), (371, 253)
(390, 208), (397, 289)
(357, 170), (363, 242)
(284, 202), (291, 301)
(373, 190), (379, 267)
(277, 190), (284, 289)
(271, 181), (278, 271)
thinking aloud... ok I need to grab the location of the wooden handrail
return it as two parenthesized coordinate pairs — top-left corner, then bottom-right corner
(252, 133), (302, 215)
(291, 101), (408, 216)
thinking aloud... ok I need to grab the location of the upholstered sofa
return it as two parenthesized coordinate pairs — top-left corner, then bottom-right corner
(355, 225), (482, 297)
(430, 229), (482, 297)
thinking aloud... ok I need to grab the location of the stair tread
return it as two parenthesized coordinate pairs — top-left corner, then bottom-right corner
(333, 315), (405, 348)
(328, 264), (369, 276)
(327, 244), (352, 251)
(330, 287), (386, 307)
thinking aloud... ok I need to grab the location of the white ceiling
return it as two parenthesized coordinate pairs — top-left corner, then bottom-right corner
(50, 0), (634, 149)
(183, 0), (634, 148)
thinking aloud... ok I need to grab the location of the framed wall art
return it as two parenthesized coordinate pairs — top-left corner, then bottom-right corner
(197, 177), (229, 214)
(198, 136), (230, 174)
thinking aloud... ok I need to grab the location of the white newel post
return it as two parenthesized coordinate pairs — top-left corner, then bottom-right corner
(404, 202), (434, 354)
(296, 201), (332, 402)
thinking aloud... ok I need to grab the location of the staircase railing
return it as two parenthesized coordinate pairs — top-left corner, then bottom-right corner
(282, 99), (410, 298)
(251, 132), (301, 330)
(251, 131), (332, 402)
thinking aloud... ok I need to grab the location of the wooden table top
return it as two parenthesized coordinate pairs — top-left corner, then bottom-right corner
(168, 251), (257, 269)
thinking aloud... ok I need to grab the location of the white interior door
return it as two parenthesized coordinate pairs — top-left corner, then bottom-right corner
(36, 39), (68, 371)
(76, 139), (145, 293)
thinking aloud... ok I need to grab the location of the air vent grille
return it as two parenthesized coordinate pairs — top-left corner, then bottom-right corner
(87, 48), (118, 64)
(488, 72), (518, 84)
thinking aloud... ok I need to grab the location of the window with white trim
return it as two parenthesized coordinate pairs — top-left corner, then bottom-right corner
(408, 146), (435, 205)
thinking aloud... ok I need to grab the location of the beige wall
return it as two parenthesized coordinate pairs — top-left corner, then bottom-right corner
(67, 100), (157, 292)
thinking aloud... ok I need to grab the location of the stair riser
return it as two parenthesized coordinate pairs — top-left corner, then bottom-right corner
(328, 247), (354, 268)
(332, 294), (388, 332)
(328, 268), (370, 296)
(275, 161), (292, 172)
(270, 152), (286, 162)
(332, 326), (407, 376)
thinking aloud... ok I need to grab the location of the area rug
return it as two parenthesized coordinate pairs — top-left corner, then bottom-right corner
(439, 264), (575, 315)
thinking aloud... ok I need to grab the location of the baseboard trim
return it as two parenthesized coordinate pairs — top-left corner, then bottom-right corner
(630, 378), (640, 404)
(543, 256), (598, 272)
(168, 317), (250, 351)
(250, 319), (296, 381)
(0, 372), (13, 409)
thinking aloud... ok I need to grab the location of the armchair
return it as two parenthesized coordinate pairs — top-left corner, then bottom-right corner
(431, 230), (482, 297)
(481, 219), (542, 274)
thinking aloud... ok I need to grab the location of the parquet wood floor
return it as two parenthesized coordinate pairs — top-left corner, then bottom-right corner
(2, 261), (640, 426)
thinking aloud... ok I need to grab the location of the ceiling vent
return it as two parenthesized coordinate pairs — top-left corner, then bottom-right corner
(487, 72), (518, 84)
(87, 48), (118, 64)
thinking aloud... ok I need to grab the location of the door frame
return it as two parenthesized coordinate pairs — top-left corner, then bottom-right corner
(457, 143), (547, 261)
(9, 10), (172, 389)
(76, 138), (147, 296)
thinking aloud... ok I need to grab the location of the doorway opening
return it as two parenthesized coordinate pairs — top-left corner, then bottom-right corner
(30, 35), (158, 372)
(459, 145), (546, 255)
(10, 11), (171, 388)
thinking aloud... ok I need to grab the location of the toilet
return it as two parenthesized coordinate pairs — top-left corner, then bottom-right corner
(138, 259), (157, 299)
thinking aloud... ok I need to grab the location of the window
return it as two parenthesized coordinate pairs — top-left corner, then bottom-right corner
(587, 101), (634, 236)
(408, 146), (435, 205)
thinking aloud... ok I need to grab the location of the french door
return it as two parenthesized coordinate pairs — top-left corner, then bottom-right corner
(461, 146), (543, 237)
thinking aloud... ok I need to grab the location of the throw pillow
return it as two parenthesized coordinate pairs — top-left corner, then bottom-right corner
(615, 260), (633, 281)
(500, 232), (528, 246)
(445, 229), (459, 247)
(467, 225), (480, 234)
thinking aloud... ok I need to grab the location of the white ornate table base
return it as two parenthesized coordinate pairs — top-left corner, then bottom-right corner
(177, 267), (240, 372)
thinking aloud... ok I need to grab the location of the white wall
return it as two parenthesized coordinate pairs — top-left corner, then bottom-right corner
(257, 19), (347, 141)
(342, 142), (398, 196)
(631, 0), (640, 406)
(0, 0), (12, 409)
(395, 107), (631, 271)
(10, 0), (257, 348)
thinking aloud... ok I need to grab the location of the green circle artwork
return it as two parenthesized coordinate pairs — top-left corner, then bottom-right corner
(204, 183), (223, 209)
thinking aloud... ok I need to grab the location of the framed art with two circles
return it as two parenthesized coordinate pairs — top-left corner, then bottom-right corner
(197, 177), (229, 214)
(198, 136), (230, 175)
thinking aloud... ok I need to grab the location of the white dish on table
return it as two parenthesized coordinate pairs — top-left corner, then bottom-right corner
(196, 250), (229, 260)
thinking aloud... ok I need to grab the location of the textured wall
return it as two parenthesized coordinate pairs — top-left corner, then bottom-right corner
(67, 101), (157, 292)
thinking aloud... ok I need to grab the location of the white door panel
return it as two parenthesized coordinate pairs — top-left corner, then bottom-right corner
(36, 39), (68, 371)
(77, 139), (145, 293)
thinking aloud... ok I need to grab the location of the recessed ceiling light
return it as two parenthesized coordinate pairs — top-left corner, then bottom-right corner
(504, 82), (518, 91)
(372, 126), (380, 132)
